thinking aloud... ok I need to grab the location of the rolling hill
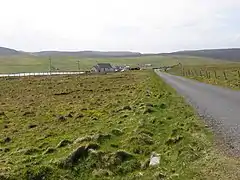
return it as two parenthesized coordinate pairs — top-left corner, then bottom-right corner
(1, 46), (240, 62)
(0, 47), (23, 56)
(160, 48), (240, 62)
(33, 51), (142, 57)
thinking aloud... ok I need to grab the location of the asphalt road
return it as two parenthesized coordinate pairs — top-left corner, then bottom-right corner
(155, 70), (240, 155)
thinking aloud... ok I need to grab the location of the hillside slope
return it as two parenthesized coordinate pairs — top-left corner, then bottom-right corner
(33, 51), (142, 57)
(160, 48), (240, 62)
(0, 47), (22, 56)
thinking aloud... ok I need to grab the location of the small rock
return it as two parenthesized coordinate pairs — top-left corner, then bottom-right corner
(111, 129), (123, 136)
(43, 147), (56, 154)
(28, 124), (37, 129)
(57, 115), (66, 121)
(149, 152), (160, 167)
(74, 136), (93, 144)
(57, 139), (72, 148)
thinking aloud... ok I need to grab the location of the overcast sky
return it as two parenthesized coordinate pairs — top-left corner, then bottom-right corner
(0, 0), (240, 53)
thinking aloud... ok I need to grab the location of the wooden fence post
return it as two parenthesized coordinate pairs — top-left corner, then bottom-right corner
(189, 70), (192, 76)
(194, 69), (198, 76)
(208, 72), (211, 79)
(223, 71), (227, 80)
(214, 70), (217, 79)
(191, 70), (194, 76)
(205, 71), (208, 78)
(200, 70), (202, 77)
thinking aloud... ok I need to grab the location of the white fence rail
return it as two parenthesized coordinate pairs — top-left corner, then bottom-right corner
(0, 72), (85, 78)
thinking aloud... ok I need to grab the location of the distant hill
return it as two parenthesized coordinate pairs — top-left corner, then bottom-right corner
(33, 51), (142, 58)
(160, 48), (240, 62)
(1, 46), (240, 61)
(0, 47), (23, 56)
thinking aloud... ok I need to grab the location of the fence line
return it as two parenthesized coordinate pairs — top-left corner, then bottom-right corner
(179, 68), (240, 80)
(0, 71), (85, 78)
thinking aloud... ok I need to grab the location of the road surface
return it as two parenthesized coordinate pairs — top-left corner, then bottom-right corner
(155, 70), (240, 155)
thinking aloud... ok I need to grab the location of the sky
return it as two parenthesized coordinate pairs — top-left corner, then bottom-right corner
(0, 0), (240, 53)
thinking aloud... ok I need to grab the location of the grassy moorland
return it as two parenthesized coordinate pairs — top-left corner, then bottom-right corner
(169, 63), (240, 90)
(1, 71), (240, 180)
(0, 55), (228, 73)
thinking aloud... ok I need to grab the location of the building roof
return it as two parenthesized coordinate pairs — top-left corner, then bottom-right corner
(95, 63), (113, 69)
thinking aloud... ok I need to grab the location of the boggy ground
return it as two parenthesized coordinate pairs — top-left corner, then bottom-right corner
(0, 70), (240, 180)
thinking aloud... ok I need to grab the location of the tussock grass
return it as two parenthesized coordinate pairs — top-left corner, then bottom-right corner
(0, 70), (240, 179)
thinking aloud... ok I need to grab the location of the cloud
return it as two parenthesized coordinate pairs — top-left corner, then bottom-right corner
(0, 0), (240, 52)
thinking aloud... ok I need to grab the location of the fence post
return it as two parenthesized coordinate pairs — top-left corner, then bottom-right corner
(205, 71), (208, 78)
(182, 68), (185, 76)
(223, 71), (227, 80)
(191, 70), (194, 76)
(238, 71), (240, 78)
(208, 71), (211, 79)
(214, 70), (217, 79)
(200, 70), (202, 77)
(194, 69), (198, 76)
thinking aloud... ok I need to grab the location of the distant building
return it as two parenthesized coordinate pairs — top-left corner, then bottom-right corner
(92, 63), (114, 73)
(113, 65), (125, 72)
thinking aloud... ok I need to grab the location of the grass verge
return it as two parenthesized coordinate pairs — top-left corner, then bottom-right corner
(169, 63), (240, 90)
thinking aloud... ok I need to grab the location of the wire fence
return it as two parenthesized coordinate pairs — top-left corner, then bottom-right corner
(0, 71), (85, 78)
(180, 68), (240, 80)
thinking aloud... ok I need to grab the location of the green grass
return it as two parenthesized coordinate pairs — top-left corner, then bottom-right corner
(1, 71), (240, 179)
(169, 63), (240, 90)
(0, 55), (229, 73)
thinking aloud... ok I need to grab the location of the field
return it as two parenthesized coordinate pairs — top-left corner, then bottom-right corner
(0, 55), (229, 73)
(169, 63), (240, 90)
(1, 70), (240, 179)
